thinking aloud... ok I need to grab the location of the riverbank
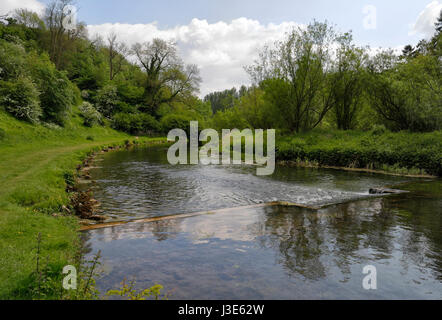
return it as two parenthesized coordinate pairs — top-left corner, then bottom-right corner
(0, 111), (162, 299)
(1, 110), (440, 299)
(276, 129), (442, 177)
(277, 160), (437, 178)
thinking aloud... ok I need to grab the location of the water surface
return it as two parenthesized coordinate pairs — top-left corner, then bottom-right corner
(82, 146), (442, 299)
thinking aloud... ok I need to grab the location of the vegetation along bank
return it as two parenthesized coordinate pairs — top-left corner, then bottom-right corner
(0, 2), (441, 299)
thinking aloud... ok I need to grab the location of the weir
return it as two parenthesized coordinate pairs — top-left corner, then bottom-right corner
(79, 201), (321, 231)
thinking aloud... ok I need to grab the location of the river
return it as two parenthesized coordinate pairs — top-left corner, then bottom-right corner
(80, 145), (442, 299)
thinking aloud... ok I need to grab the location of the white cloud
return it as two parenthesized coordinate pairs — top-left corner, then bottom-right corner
(87, 18), (302, 96)
(410, 0), (442, 38)
(0, 0), (45, 16)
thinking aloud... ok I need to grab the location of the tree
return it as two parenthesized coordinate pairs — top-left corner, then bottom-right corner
(132, 38), (201, 116)
(44, 0), (87, 69)
(29, 51), (77, 125)
(13, 9), (45, 29)
(0, 15), (8, 25)
(203, 88), (239, 113)
(401, 45), (417, 60)
(106, 32), (128, 80)
(367, 51), (441, 132)
(331, 33), (368, 130)
(435, 9), (442, 34)
(235, 86), (276, 129)
(429, 10), (442, 56)
(247, 21), (338, 132)
(64, 37), (107, 91)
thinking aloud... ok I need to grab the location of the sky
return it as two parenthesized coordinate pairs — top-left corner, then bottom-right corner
(1, 0), (441, 96)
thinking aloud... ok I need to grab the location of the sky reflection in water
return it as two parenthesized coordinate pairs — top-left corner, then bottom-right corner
(82, 146), (442, 299)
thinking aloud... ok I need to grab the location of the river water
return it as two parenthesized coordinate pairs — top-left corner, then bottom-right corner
(81, 145), (442, 299)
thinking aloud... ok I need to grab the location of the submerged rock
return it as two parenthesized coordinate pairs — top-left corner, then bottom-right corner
(89, 215), (107, 221)
(369, 188), (406, 195)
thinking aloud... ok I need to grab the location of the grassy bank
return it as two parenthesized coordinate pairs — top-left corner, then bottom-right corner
(0, 109), (162, 299)
(1, 110), (440, 299)
(276, 129), (442, 177)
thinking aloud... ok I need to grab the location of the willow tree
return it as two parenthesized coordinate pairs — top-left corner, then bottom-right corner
(132, 39), (201, 116)
(246, 21), (339, 133)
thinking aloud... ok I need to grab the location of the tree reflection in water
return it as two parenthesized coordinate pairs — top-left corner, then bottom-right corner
(81, 179), (442, 299)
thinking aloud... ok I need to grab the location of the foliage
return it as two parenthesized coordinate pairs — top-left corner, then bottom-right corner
(0, 39), (28, 80)
(106, 279), (166, 300)
(0, 39), (77, 125)
(64, 39), (107, 92)
(210, 108), (249, 132)
(116, 81), (144, 105)
(366, 51), (442, 132)
(95, 84), (119, 118)
(159, 113), (196, 134)
(79, 102), (102, 127)
(29, 51), (77, 125)
(277, 130), (442, 176)
(0, 77), (42, 123)
(43, 0), (88, 69)
(247, 21), (339, 132)
(203, 86), (247, 113)
(24, 232), (102, 300)
(112, 112), (160, 135)
(0, 108), (165, 299)
(13, 9), (45, 29)
(132, 38), (201, 115)
(234, 86), (276, 129)
(330, 34), (368, 130)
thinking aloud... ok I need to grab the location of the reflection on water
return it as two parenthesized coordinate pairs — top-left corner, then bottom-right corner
(82, 146), (442, 299)
(85, 146), (416, 220)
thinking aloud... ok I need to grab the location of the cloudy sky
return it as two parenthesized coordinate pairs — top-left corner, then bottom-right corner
(1, 0), (441, 96)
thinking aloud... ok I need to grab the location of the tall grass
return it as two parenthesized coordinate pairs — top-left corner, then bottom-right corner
(0, 108), (161, 299)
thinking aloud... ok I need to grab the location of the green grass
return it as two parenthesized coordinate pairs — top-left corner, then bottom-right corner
(276, 129), (442, 176)
(0, 108), (162, 299)
(1, 108), (440, 298)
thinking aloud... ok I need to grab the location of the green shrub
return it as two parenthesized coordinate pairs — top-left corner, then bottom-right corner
(370, 124), (387, 136)
(29, 52), (76, 126)
(210, 108), (249, 132)
(115, 101), (138, 114)
(116, 82), (144, 105)
(160, 113), (195, 135)
(140, 113), (161, 134)
(79, 102), (102, 127)
(112, 112), (160, 135)
(96, 85), (119, 118)
(0, 77), (42, 123)
(0, 40), (27, 80)
(112, 112), (132, 132)
(276, 130), (442, 176)
(0, 127), (5, 140)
